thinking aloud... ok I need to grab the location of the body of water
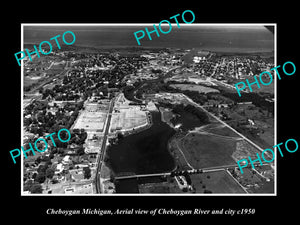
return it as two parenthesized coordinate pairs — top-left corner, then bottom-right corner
(24, 25), (274, 51)
(107, 112), (176, 176)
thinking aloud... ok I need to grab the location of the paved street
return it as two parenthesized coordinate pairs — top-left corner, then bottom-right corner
(95, 97), (115, 193)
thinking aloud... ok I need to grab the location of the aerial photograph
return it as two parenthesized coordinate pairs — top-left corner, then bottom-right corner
(22, 24), (275, 195)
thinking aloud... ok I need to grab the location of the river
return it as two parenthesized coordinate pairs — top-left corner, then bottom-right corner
(107, 111), (176, 176)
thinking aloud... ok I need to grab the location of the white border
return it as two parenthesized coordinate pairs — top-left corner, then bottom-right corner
(21, 23), (277, 196)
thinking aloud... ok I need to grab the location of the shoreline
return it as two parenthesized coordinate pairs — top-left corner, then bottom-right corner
(23, 42), (274, 55)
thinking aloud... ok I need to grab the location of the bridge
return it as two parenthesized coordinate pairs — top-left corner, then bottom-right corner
(115, 172), (170, 180)
(113, 162), (267, 181)
(114, 168), (219, 180)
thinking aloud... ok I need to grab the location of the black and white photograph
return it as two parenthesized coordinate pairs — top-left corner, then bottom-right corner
(21, 24), (275, 195)
(3, 3), (299, 221)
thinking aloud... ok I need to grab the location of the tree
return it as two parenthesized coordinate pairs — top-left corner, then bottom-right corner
(42, 156), (51, 163)
(117, 132), (124, 140)
(30, 183), (43, 193)
(83, 166), (91, 179)
(35, 156), (42, 164)
(46, 168), (55, 179)
(184, 173), (192, 185)
(51, 179), (59, 184)
(49, 152), (54, 159)
(35, 172), (46, 183)
(51, 147), (58, 154)
(76, 146), (85, 156)
(23, 180), (34, 192)
(182, 187), (188, 192)
(32, 173), (37, 180)
(37, 164), (48, 173)
(38, 87), (44, 94)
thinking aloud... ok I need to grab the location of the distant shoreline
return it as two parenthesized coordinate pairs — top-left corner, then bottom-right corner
(23, 43), (274, 56)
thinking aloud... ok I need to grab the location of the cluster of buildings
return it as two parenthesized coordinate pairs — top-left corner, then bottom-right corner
(22, 48), (165, 194)
(182, 50), (274, 83)
(124, 51), (184, 85)
(211, 56), (273, 80)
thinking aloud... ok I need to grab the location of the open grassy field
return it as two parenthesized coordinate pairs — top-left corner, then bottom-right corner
(176, 130), (265, 169)
(179, 133), (238, 168)
(24, 76), (41, 88)
(139, 181), (183, 193)
(170, 84), (219, 94)
(190, 170), (246, 193)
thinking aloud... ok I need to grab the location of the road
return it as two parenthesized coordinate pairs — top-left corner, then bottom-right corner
(107, 91), (269, 191)
(95, 97), (115, 193)
(180, 93), (265, 153)
(114, 162), (269, 180)
(115, 172), (170, 180)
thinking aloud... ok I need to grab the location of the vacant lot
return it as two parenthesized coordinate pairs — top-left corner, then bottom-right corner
(139, 181), (183, 194)
(170, 84), (219, 94)
(179, 133), (238, 168)
(190, 170), (246, 194)
(110, 107), (148, 132)
(24, 76), (41, 88)
(177, 130), (264, 169)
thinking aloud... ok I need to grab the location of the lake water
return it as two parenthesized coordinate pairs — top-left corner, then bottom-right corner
(24, 25), (274, 52)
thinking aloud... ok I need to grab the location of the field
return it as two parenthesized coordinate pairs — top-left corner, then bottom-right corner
(73, 111), (107, 132)
(72, 103), (108, 132)
(237, 75), (275, 94)
(178, 133), (238, 168)
(170, 120), (266, 169)
(110, 95), (149, 133)
(167, 72), (216, 86)
(139, 180), (183, 193)
(85, 132), (103, 153)
(24, 76), (41, 88)
(190, 170), (246, 193)
(110, 108), (148, 132)
(170, 84), (219, 94)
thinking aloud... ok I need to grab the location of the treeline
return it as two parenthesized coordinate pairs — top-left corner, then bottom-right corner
(220, 91), (274, 113)
(24, 101), (84, 135)
(159, 102), (209, 124)
(171, 85), (274, 114)
(172, 104), (210, 124)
